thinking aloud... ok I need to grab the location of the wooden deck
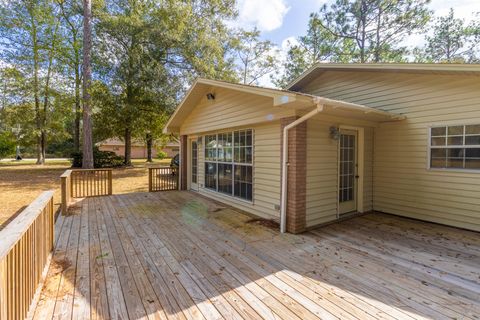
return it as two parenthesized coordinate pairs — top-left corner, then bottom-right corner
(32, 191), (480, 320)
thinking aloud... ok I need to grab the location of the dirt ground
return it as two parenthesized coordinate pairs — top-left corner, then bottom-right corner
(0, 158), (171, 229)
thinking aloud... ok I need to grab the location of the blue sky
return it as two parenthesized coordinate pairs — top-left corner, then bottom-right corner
(234, 0), (480, 49)
(231, 0), (479, 86)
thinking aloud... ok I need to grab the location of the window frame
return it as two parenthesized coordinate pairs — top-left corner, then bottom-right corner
(427, 124), (480, 173)
(203, 129), (254, 203)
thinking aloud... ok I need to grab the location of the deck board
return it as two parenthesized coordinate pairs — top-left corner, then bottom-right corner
(33, 191), (480, 320)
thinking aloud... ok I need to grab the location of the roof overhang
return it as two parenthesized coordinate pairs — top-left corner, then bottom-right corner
(164, 78), (405, 134)
(288, 63), (480, 91)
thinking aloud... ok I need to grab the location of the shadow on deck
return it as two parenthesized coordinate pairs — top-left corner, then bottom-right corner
(32, 191), (480, 320)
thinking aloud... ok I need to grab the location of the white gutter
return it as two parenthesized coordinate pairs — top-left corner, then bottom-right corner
(280, 102), (324, 233)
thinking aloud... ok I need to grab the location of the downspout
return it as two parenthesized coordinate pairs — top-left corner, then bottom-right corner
(280, 102), (324, 233)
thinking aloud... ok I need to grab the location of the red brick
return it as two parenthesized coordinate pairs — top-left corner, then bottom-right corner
(281, 117), (307, 234)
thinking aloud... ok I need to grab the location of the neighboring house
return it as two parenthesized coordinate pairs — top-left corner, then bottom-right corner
(97, 138), (179, 159)
(164, 64), (480, 234)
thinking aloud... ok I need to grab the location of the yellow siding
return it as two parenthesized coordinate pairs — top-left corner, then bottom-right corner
(302, 70), (480, 231)
(306, 115), (374, 227)
(180, 87), (295, 135)
(191, 122), (282, 220)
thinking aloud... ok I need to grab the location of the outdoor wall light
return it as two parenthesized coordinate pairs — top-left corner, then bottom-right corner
(206, 93), (215, 100)
(329, 126), (340, 140)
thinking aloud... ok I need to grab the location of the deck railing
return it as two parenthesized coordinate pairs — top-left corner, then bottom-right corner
(0, 191), (55, 320)
(61, 169), (113, 213)
(149, 166), (178, 191)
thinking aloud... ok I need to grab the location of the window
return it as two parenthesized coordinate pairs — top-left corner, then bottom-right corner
(429, 125), (480, 170)
(204, 129), (253, 201)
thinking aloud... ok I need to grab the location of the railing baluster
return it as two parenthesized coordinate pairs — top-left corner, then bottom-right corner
(148, 166), (178, 192)
(0, 192), (54, 320)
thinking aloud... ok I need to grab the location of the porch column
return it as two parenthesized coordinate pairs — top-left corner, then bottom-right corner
(179, 135), (188, 190)
(281, 117), (307, 234)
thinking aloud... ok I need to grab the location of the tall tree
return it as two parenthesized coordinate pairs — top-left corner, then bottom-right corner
(57, 0), (83, 152)
(272, 12), (347, 88)
(95, 0), (237, 165)
(317, 0), (431, 62)
(0, 0), (63, 164)
(82, 0), (94, 168)
(233, 28), (279, 85)
(415, 9), (480, 63)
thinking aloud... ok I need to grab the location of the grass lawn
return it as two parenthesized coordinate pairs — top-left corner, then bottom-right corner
(0, 158), (171, 229)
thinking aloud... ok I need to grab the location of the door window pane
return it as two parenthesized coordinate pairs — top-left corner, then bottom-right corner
(339, 133), (355, 202)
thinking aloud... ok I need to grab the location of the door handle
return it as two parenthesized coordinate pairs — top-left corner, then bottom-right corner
(355, 175), (360, 179)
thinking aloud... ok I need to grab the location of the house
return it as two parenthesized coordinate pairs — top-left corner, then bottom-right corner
(164, 64), (480, 234)
(97, 138), (179, 159)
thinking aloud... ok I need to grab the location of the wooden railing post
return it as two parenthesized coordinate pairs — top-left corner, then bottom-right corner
(108, 169), (113, 195)
(60, 170), (72, 214)
(0, 258), (7, 320)
(148, 168), (153, 192)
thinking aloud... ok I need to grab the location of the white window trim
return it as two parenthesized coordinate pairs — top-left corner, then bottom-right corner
(204, 129), (254, 202)
(427, 125), (480, 173)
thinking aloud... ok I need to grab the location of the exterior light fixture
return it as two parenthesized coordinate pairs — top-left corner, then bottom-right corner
(206, 93), (215, 100)
(329, 126), (340, 140)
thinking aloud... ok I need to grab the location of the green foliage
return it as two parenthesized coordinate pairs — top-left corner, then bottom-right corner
(233, 28), (280, 85)
(71, 147), (124, 168)
(274, 0), (432, 87)
(156, 150), (168, 160)
(415, 9), (480, 63)
(0, 132), (16, 159)
(92, 0), (238, 165)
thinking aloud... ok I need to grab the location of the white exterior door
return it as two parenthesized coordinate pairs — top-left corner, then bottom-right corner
(338, 129), (358, 215)
(190, 139), (199, 191)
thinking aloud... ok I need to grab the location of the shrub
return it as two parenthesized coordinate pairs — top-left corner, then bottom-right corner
(0, 132), (16, 159)
(71, 147), (125, 168)
(156, 150), (168, 160)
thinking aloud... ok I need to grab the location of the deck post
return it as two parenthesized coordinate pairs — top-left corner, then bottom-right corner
(60, 170), (72, 214)
(108, 169), (113, 195)
(0, 259), (6, 320)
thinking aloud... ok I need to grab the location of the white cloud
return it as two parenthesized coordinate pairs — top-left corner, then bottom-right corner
(235, 0), (290, 32)
(429, 0), (479, 22)
(281, 36), (299, 51)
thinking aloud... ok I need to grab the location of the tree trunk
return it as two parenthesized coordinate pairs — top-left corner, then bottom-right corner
(74, 54), (81, 152)
(124, 127), (132, 166)
(32, 21), (44, 165)
(374, 3), (382, 62)
(82, 0), (94, 169)
(359, 0), (367, 63)
(146, 133), (153, 162)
